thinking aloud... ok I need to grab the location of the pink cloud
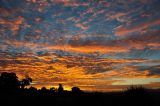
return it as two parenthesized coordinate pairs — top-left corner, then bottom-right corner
(115, 19), (160, 36)
(75, 23), (89, 30)
(0, 16), (24, 35)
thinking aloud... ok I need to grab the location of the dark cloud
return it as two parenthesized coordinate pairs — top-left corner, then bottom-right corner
(136, 65), (160, 75)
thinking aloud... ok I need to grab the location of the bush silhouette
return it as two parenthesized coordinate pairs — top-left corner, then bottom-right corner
(124, 85), (147, 96)
(71, 87), (82, 93)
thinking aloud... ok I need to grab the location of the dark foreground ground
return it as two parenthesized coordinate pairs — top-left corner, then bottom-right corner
(1, 88), (160, 106)
(0, 72), (159, 106)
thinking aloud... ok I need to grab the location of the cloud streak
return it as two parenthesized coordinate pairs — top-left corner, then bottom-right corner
(115, 19), (160, 36)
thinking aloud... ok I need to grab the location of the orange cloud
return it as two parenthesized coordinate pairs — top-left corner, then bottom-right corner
(1, 40), (160, 91)
(5, 39), (129, 54)
(40, 45), (129, 54)
(1, 52), (160, 91)
(0, 16), (24, 35)
(115, 19), (160, 36)
(53, 0), (73, 4)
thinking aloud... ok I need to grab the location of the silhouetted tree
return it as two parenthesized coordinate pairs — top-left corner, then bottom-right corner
(71, 87), (81, 93)
(125, 85), (147, 96)
(0, 72), (19, 90)
(40, 87), (49, 94)
(29, 86), (37, 91)
(41, 87), (47, 90)
(50, 87), (56, 92)
(58, 84), (64, 93)
(20, 77), (32, 89)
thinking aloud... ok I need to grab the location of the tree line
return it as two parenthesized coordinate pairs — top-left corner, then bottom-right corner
(0, 72), (82, 93)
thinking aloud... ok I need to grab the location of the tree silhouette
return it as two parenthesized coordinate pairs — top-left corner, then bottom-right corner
(41, 87), (47, 91)
(58, 84), (64, 93)
(20, 77), (32, 89)
(0, 72), (19, 90)
(50, 87), (56, 92)
(71, 87), (81, 93)
(29, 86), (37, 91)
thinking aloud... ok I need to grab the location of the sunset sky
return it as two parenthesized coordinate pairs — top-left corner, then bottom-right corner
(0, 0), (160, 92)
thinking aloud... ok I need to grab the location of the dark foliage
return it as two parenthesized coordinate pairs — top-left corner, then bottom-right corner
(71, 86), (82, 94)
(58, 84), (64, 93)
(0, 72), (159, 106)
(0, 72), (19, 90)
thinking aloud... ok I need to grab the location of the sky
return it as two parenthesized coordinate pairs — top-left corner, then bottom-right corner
(0, 0), (160, 92)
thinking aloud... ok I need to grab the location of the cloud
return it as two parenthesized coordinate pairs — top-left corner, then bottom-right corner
(115, 19), (160, 36)
(0, 46), (160, 91)
(106, 12), (128, 22)
(75, 23), (89, 30)
(0, 16), (24, 35)
(1, 52), (160, 91)
(63, 2), (89, 7)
